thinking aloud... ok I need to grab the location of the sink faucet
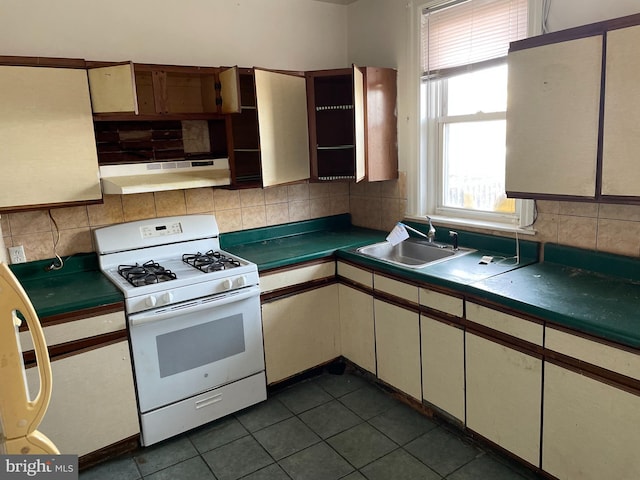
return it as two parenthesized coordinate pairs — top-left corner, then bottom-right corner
(426, 216), (436, 242)
(449, 231), (459, 251)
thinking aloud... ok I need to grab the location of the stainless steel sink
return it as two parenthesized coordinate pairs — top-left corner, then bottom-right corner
(356, 238), (475, 268)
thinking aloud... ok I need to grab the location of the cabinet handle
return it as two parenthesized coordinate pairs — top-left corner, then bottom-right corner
(195, 393), (223, 409)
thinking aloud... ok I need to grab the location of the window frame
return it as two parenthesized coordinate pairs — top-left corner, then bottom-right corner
(411, 0), (542, 233)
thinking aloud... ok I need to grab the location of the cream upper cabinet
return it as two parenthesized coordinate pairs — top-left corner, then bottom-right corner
(505, 35), (602, 198)
(601, 25), (640, 197)
(0, 65), (101, 210)
(255, 69), (310, 187)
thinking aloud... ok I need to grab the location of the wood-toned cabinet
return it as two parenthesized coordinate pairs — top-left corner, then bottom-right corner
(228, 68), (310, 188)
(0, 64), (101, 211)
(88, 62), (240, 118)
(306, 66), (397, 182)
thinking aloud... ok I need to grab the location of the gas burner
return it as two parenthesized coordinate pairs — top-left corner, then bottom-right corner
(118, 261), (177, 287)
(182, 250), (241, 273)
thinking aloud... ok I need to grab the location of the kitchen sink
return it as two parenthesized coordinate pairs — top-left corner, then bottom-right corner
(356, 238), (475, 268)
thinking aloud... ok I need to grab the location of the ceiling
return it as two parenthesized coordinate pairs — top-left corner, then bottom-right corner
(311, 0), (358, 4)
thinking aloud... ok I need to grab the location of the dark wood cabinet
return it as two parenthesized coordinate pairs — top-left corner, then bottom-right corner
(87, 62), (240, 120)
(306, 66), (397, 182)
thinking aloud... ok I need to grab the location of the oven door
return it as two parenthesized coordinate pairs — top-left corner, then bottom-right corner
(128, 285), (264, 413)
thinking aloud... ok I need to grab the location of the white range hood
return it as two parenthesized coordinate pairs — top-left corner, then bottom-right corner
(100, 159), (231, 195)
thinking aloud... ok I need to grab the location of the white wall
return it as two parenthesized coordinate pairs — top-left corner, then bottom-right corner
(546, 0), (640, 31)
(0, 0), (348, 70)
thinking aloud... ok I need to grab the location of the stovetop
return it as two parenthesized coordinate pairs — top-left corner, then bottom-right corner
(94, 215), (260, 313)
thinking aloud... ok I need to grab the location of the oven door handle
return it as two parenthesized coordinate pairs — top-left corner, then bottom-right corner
(128, 286), (260, 327)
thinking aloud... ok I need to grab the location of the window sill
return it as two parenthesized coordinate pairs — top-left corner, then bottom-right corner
(404, 214), (537, 236)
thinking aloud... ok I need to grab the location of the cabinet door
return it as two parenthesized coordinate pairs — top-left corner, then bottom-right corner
(255, 69), (310, 186)
(543, 362), (640, 480)
(26, 340), (139, 457)
(88, 63), (139, 114)
(420, 316), (464, 422)
(218, 66), (241, 114)
(0, 65), (101, 209)
(601, 25), (640, 197)
(505, 35), (602, 197)
(262, 284), (340, 384)
(338, 284), (375, 374)
(466, 332), (542, 466)
(374, 299), (421, 400)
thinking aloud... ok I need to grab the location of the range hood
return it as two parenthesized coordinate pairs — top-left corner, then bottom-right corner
(100, 159), (231, 195)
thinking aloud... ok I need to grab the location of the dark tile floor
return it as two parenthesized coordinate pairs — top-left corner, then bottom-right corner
(80, 371), (544, 480)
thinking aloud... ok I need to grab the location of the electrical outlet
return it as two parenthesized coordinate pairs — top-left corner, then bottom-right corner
(9, 245), (26, 264)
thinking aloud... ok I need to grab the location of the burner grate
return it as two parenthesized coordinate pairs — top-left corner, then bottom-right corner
(182, 250), (241, 273)
(118, 261), (177, 287)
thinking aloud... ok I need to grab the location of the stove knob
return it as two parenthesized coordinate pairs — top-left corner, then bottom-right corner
(146, 295), (157, 307)
(236, 276), (247, 287)
(161, 292), (174, 304)
(222, 279), (233, 291)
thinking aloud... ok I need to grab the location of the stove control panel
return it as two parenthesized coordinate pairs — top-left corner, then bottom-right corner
(140, 221), (183, 239)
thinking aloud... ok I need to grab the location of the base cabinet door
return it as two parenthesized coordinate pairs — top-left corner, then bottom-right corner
(26, 340), (139, 457)
(338, 284), (375, 374)
(374, 299), (421, 400)
(542, 362), (640, 480)
(421, 316), (464, 422)
(262, 284), (340, 384)
(466, 332), (542, 467)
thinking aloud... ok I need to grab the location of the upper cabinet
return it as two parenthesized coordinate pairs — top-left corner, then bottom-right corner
(87, 62), (240, 119)
(601, 24), (640, 198)
(506, 14), (640, 204)
(306, 66), (398, 183)
(505, 36), (602, 198)
(227, 68), (310, 188)
(0, 63), (101, 211)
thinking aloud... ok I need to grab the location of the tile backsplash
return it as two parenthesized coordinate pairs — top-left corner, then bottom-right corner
(1, 181), (352, 262)
(3, 172), (640, 262)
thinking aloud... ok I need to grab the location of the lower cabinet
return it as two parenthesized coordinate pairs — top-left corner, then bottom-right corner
(542, 362), (640, 480)
(338, 283), (375, 374)
(465, 332), (542, 467)
(420, 315), (464, 422)
(374, 299), (421, 400)
(26, 339), (139, 457)
(262, 284), (340, 384)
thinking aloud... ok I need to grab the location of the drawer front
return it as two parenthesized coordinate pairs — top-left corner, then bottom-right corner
(466, 302), (543, 346)
(374, 273), (419, 304)
(19, 311), (125, 351)
(260, 261), (334, 293)
(546, 327), (640, 380)
(337, 261), (373, 288)
(419, 288), (463, 317)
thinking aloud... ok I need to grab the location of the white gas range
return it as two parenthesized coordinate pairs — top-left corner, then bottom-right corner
(94, 214), (266, 446)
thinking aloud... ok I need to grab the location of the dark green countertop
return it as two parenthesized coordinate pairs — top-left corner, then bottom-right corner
(221, 214), (386, 271)
(9, 253), (123, 319)
(10, 215), (640, 351)
(469, 244), (640, 348)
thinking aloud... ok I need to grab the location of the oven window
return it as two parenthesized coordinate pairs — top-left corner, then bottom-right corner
(156, 314), (245, 378)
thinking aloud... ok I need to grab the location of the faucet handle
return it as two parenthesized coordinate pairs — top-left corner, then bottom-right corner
(449, 231), (459, 251)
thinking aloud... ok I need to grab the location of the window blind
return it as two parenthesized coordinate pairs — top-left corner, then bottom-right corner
(421, 0), (528, 76)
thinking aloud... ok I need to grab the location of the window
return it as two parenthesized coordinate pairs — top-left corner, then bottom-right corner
(418, 0), (536, 230)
